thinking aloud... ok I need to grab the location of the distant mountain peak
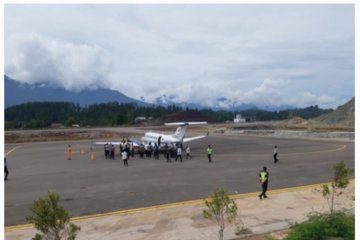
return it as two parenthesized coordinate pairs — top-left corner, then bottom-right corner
(5, 74), (296, 111)
(4, 75), (149, 108)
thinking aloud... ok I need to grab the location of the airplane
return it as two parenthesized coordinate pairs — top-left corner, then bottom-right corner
(139, 122), (208, 146)
(94, 122), (208, 148)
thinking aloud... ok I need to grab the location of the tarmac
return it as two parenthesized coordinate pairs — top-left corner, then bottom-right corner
(4, 131), (355, 239)
(5, 180), (355, 240)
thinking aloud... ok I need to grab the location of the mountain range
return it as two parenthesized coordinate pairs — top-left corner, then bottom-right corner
(4, 75), (147, 108)
(5, 75), (294, 111)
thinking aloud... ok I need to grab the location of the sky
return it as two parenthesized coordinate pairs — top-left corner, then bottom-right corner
(4, 4), (355, 109)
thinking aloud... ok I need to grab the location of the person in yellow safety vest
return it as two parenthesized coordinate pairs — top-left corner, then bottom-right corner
(207, 145), (213, 163)
(259, 166), (269, 200)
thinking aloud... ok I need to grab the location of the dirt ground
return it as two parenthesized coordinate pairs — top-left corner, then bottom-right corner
(235, 230), (290, 240)
(4, 121), (353, 144)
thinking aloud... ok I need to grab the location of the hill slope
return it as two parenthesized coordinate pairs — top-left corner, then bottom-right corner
(314, 97), (354, 127)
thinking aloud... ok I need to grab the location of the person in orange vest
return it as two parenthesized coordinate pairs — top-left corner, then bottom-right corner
(67, 145), (73, 160)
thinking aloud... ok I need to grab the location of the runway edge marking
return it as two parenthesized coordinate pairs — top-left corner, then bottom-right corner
(5, 146), (21, 157)
(5, 180), (353, 232)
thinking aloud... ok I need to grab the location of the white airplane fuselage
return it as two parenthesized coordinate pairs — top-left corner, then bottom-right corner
(141, 122), (207, 145)
(141, 132), (179, 145)
(95, 122), (207, 147)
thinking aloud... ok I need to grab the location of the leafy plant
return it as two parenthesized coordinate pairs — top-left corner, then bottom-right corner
(203, 188), (238, 240)
(285, 212), (354, 240)
(26, 192), (80, 240)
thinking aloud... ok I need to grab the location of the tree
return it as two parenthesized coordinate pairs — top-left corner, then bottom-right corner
(320, 161), (352, 214)
(26, 192), (80, 240)
(203, 188), (238, 240)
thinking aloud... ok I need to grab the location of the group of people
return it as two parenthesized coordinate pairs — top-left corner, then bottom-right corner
(104, 143), (116, 160)
(98, 141), (213, 165)
(63, 142), (275, 201)
(106, 140), (134, 166)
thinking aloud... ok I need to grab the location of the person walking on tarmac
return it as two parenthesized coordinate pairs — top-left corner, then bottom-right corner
(273, 145), (279, 163)
(207, 145), (213, 162)
(4, 158), (9, 181)
(175, 146), (183, 162)
(121, 150), (128, 166)
(259, 166), (269, 200)
(67, 145), (73, 160)
(185, 146), (192, 159)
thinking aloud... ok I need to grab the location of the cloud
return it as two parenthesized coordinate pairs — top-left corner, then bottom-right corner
(4, 4), (354, 109)
(6, 33), (112, 91)
(289, 92), (336, 109)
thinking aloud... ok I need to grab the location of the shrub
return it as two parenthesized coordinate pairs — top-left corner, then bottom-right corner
(285, 212), (354, 240)
(26, 192), (80, 240)
(203, 188), (238, 240)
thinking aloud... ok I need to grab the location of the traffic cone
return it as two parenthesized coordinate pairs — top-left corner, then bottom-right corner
(90, 152), (95, 161)
(81, 149), (85, 155)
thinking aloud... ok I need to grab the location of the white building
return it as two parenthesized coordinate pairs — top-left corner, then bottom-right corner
(233, 114), (246, 123)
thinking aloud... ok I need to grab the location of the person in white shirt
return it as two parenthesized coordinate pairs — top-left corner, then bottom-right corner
(175, 146), (183, 162)
(273, 145), (279, 163)
(185, 146), (192, 159)
(121, 150), (128, 166)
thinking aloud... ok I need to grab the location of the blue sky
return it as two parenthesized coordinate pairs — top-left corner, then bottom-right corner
(4, 4), (355, 108)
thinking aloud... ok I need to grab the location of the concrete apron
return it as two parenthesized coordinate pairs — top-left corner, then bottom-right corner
(5, 180), (355, 240)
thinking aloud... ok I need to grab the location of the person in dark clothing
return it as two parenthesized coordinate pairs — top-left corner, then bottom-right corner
(273, 145), (279, 163)
(4, 158), (9, 181)
(104, 143), (109, 159)
(110, 144), (115, 160)
(259, 166), (269, 200)
(166, 149), (171, 162)
(154, 144), (160, 160)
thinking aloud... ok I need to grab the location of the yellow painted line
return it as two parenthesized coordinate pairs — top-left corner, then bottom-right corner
(222, 144), (347, 157)
(284, 144), (347, 155)
(6, 179), (354, 232)
(5, 146), (21, 157)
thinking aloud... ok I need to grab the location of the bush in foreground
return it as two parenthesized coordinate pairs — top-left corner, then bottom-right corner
(285, 211), (354, 240)
(26, 192), (80, 240)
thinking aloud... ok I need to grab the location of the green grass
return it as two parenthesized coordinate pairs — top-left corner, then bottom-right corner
(285, 212), (354, 240)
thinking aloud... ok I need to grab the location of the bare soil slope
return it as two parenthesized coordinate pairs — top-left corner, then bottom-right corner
(314, 97), (355, 127)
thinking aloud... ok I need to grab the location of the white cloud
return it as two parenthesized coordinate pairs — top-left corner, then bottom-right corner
(240, 78), (288, 106)
(6, 33), (112, 91)
(4, 4), (355, 109)
(289, 92), (336, 109)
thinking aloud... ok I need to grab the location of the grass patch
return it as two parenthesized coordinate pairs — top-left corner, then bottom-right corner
(285, 212), (354, 240)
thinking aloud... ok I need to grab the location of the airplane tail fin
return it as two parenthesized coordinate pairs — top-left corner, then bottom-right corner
(172, 125), (188, 141)
(165, 122), (207, 142)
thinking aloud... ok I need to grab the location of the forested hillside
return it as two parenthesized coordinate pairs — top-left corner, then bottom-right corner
(5, 101), (334, 130)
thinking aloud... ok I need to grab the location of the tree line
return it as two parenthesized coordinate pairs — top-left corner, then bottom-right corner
(4, 101), (332, 130)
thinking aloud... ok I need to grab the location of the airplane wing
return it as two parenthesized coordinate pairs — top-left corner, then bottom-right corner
(94, 141), (122, 146)
(165, 121), (207, 126)
(183, 133), (209, 143)
(128, 137), (142, 146)
(94, 139), (140, 147)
